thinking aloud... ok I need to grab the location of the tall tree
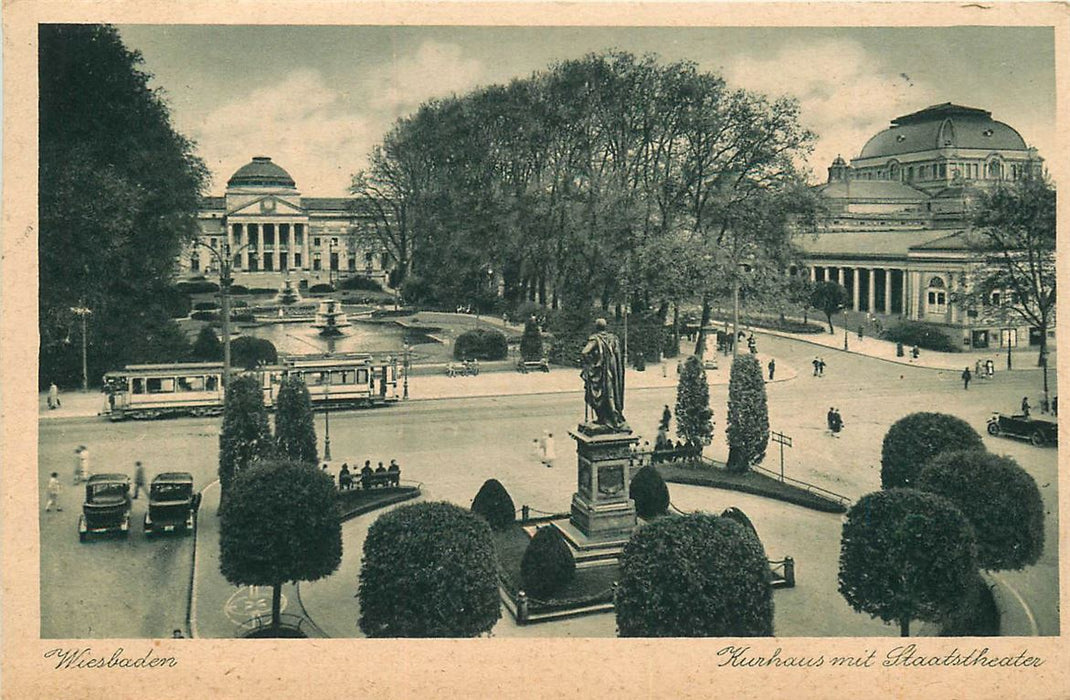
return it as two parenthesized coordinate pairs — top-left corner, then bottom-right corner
(674, 355), (713, 447)
(38, 24), (208, 387)
(220, 460), (342, 632)
(810, 281), (850, 334)
(190, 326), (223, 362)
(274, 375), (318, 465)
(218, 375), (274, 500)
(839, 489), (977, 637)
(726, 354), (769, 473)
(961, 177), (1055, 396)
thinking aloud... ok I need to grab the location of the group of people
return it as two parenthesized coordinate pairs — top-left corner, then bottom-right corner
(334, 459), (400, 490)
(811, 357), (827, 377)
(826, 407), (845, 437)
(533, 432), (556, 468)
(648, 437), (703, 464)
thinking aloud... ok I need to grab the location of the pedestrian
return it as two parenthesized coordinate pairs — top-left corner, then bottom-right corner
(376, 461), (386, 473)
(172, 629), (185, 639)
(911, 345), (920, 360)
(543, 431), (556, 468)
(975, 359), (982, 378)
(812, 357), (820, 376)
(747, 334), (757, 354)
(832, 409), (845, 436)
(767, 359), (776, 381)
(857, 325), (864, 340)
(826, 407), (835, 435)
(1021, 396), (1031, 418)
(133, 461), (146, 499)
(45, 472), (62, 512)
(818, 358), (826, 376)
(48, 382), (60, 410)
(961, 367), (971, 390)
(74, 445), (90, 484)
(986, 359), (995, 378)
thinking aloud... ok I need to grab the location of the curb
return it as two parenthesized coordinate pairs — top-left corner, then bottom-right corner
(187, 479), (219, 640)
(985, 571), (1039, 636)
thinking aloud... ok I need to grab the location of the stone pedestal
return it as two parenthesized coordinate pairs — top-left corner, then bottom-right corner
(551, 427), (638, 564)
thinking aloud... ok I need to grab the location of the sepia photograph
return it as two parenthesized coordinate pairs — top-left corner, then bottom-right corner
(3, 3), (1068, 698)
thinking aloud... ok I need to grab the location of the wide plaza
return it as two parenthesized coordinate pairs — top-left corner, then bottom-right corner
(38, 326), (1059, 639)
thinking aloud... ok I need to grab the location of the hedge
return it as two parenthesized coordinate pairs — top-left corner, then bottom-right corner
(308, 283), (335, 294)
(358, 501), (501, 637)
(616, 514), (774, 637)
(340, 275), (383, 292)
(454, 328), (508, 361)
(175, 280), (220, 294)
(882, 321), (961, 353)
(194, 301), (219, 311)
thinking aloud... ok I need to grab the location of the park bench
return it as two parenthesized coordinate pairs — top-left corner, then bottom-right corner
(360, 470), (401, 489)
(516, 358), (550, 373)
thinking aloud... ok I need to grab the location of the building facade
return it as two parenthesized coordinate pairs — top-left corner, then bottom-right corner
(183, 156), (390, 288)
(797, 103), (1047, 350)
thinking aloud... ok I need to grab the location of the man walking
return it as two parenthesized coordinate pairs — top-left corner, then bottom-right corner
(48, 382), (60, 410)
(826, 407), (835, 436)
(812, 358), (820, 376)
(543, 431), (556, 468)
(962, 367), (972, 390)
(767, 359), (776, 381)
(45, 472), (62, 512)
(818, 358), (826, 377)
(133, 461), (146, 499)
(1021, 397), (1031, 417)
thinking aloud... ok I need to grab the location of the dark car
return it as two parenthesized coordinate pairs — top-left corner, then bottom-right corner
(987, 412), (1058, 447)
(144, 472), (200, 537)
(79, 474), (132, 542)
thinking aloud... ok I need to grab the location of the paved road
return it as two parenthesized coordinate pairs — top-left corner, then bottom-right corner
(39, 334), (1058, 637)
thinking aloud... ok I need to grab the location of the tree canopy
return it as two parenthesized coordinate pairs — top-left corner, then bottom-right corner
(880, 412), (984, 490)
(674, 355), (713, 447)
(218, 374), (274, 498)
(809, 281), (850, 334)
(839, 489), (977, 637)
(726, 354), (769, 472)
(39, 24), (208, 388)
(274, 375), (319, 465)
(219, 459), (342, 630)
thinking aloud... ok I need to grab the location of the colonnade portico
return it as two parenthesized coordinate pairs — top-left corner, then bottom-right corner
(809, 264), (907, 315)
(228, 218), (311, 273)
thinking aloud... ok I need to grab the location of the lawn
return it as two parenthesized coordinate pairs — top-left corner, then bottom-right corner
(657, 460), (848, 513)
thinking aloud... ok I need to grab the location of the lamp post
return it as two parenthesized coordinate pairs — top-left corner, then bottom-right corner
(842, 308), (849, 351)
(323, 368), (332, 461)
(69, 305), (92, 392)
(196, 240), (252, 388)
(328, 238), (338, 288)
(1003, 326), (1014, 371)
(402, 343), (411, 400)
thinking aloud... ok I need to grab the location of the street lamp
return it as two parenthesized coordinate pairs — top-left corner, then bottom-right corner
(843, 307), (849, 351)
(323, 368), (332, 461)
(196, 240), (253, 388)
(402, 343), (411, 400)
(69, 305), (92, 392)
(328, 238), (338, 288)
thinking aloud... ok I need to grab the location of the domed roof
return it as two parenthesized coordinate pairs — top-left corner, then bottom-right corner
(858, 104), (1028, 160)
(226, 156), (296, 189)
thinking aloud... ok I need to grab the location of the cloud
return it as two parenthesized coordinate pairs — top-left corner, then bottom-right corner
(719, 39), (940, 180)
(366, 40), (486, 116)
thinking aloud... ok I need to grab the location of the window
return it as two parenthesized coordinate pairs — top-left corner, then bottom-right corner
(249, 255), (259, 272)
(926, 277), (947, 314)
(133, 378), (145, 394)
(206, 375), (219, 391)
(190, 256), (200, 272)
(295, 253), (302, 268)
(295, 224), (304, 245)
(264, 224), (275, 245)
(357, 369), (369, 385)
(381, 252), (390, 268)
(314, 237), (321, 247)
(147, 377), (176, 393)
(990, 291), (1001, 306)
(313, 256), (321, 271)
(210, 238), (217, 248)
(348, 257), (356, 272)
(178, 376), (205, 392)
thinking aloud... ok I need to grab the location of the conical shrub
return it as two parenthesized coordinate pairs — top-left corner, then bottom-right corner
(520, 526), (575, 599)
(470, 478), (515, 530)
(629, 465), (669, 519)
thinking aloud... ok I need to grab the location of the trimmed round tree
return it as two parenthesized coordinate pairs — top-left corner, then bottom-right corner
(838, 488), (977, 637)
(520, 526), (576, 599)
(810, 281), (849, 334)
(358, 501), (501, 637)
(219, 374), (274, 499)
(726, 354), (769, 473)
(274, 374), (318, 465)
(629, 465), (670, 519)
(470, 478), (516, 530)
(880, 412), (984, 489)
(190, 326), (222, 361)
(674, 355), (713, 447)
(230, 336), (278, 369)
(220, 459), (342, 632)
(520, 316), (543, 362)
(918, 450), (1045, 571)
(616, 513), (773, 637)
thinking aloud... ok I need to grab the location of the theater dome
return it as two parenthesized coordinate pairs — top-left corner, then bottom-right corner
(226, 156), (296, 189)
(859, 103), (1028, 159)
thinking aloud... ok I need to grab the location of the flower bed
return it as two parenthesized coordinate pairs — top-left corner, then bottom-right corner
(657, 460), (847, 513)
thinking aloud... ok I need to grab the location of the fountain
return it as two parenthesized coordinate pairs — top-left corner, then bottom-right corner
(312, 299), (350, 336)
(275, 277), (302, 305)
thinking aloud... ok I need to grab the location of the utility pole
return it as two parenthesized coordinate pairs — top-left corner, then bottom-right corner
(69, 305), (92, 391)
(197, 240), (252, 388)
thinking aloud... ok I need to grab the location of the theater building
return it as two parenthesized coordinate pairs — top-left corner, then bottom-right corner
(796, 103), (1047, 350)
(183, 156), (390, 288)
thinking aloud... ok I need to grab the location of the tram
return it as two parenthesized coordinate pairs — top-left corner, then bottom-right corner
(103, 353), (399, 421)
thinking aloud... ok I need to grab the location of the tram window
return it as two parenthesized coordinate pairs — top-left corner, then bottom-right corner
(357, 369), (369, 385)
(133, 378), (145, 394)
(147, 377), (176, 393)
(330, 370), (349, 385)
(178, 376), (205, 392)
(206, 376), (219, 391)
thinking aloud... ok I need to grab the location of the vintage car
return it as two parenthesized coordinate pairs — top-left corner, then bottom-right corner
(78, 474), (132, 542)
(987, 412), (1058, 447)
(143, 472), (200, 536)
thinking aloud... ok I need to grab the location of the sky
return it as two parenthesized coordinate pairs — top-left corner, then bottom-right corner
(116, 25), (1056, 197)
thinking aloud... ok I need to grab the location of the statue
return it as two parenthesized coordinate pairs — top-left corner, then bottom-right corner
(580, 318), (629, 432)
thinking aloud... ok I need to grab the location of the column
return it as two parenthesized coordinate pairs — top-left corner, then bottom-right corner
(810, 266), (817, 282)
(867, 268), (876, 313)
(287, 224), (294, 271)
(836, 267), (844, 286)
(851, 267), (860, 311)
(884, 268), (892, 313)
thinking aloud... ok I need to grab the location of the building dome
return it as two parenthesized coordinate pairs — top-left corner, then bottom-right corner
(226, 156), (296, 189)
(858, 103), (1028, 159)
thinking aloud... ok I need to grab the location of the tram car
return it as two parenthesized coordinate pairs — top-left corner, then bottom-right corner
(104, 353), (399, 420)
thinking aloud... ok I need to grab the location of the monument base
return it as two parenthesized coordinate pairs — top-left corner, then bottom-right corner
(549, 517), (629, 568)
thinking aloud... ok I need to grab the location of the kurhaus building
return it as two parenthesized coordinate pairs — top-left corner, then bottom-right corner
(184, 156), (390, 287)
(796, 103), (1047, 350)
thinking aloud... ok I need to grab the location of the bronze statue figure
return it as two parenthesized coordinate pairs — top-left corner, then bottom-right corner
(581, 318), (629, 432)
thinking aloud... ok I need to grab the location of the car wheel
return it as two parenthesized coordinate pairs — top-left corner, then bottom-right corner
(987, 422), (1000, 436)
(79, 531), (86, 543)
(1030, 430), (1045, 447)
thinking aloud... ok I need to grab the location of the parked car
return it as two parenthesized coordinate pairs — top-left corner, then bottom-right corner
(143, 472), (200, 537)
(987, 412), (1058, 447)
(78, 474), (131, 542)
